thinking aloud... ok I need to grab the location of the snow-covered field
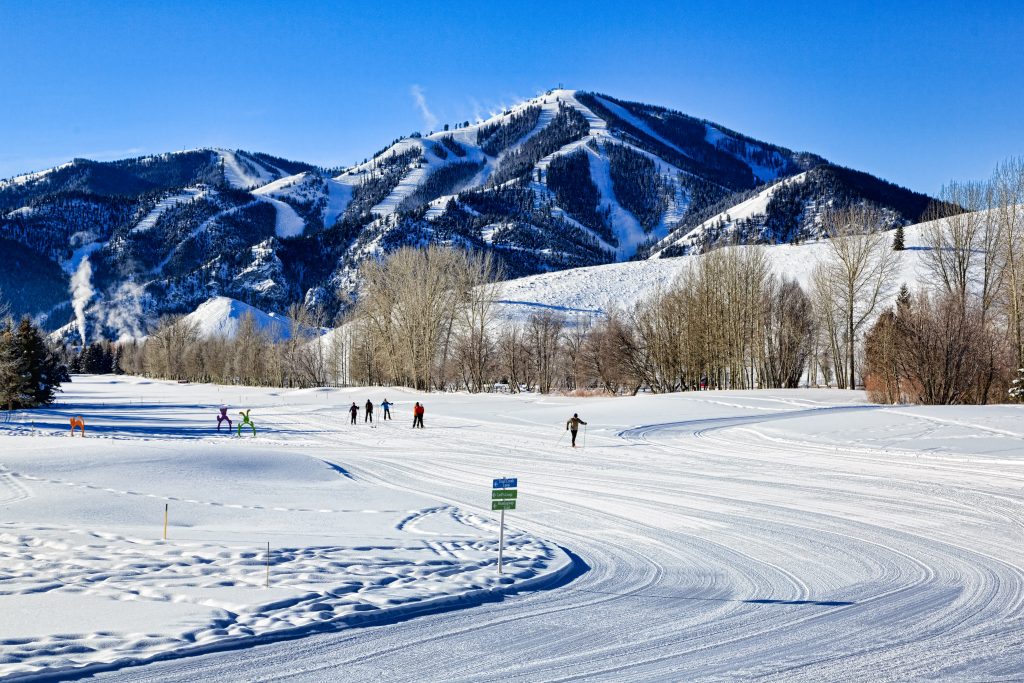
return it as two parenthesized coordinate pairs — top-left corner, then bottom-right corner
(3, 377), (1023, 681)
(0, 377), (569, 680)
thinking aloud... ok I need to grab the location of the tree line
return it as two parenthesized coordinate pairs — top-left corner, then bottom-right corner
(116, 304), (346, 389)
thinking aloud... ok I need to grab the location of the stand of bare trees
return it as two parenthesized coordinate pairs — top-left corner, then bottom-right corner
(810, 205), (902, 389)
(118, 305), (347, 388)
(864, 159), (1023, 404)
(344, 244), (821, 395)
(348, 246), (502, 390)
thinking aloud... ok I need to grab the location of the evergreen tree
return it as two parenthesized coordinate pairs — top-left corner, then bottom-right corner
(1010, 367), (1024, 402)
(893, 224), (905, 251)
(69, 348), (83, 373)
(6, 318), (66, 408)
(896, 283), (912, 316)
(0, 324), (27, 411)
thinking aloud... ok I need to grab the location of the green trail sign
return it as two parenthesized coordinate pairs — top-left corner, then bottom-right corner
(491, 475), (518, 574)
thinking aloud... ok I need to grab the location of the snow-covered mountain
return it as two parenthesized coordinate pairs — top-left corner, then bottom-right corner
(0, 89), (935, 340)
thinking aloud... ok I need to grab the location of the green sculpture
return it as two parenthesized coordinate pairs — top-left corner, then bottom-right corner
(237, 409), (256, 437)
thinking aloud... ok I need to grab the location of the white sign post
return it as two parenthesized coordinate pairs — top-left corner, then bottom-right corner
(492, 477), (518, 574)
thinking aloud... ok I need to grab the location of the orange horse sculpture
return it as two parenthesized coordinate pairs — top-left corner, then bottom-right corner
(69, 416), (86, 437)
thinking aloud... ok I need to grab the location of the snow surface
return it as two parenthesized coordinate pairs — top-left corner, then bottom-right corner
(496, 221), (929, 324)
(0, 376), (569, 679)
(0, 162), (74, 189)
(2, 379), (1009, 681)
(259, 196), (306, 238)
(322, 179), (353, 227)
(131, 187), (209, 234)
(216, 150), (282, 190)
(251, 172), (353, 232)
(181, 297), (294, 341)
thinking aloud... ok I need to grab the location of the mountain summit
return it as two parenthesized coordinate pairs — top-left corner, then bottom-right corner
(0, 89), (933, 339)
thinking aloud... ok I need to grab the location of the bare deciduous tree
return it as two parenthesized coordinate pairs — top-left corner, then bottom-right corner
(812, 205), (902, 389)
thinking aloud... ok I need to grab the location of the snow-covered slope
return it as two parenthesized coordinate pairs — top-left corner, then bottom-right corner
(215, 149), (288, 190)
(132, 186), (209, 233)
(182, 296), (295, 340)
(496, 219), (931, 323)
(650, 172), (808, 256)
(0, 376), (569, 679)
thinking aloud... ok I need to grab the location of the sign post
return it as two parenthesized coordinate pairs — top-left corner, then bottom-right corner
(492, 477), (518, 574)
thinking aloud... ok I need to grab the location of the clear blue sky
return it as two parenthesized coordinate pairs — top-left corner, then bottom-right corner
(1, 0), (1021, 194)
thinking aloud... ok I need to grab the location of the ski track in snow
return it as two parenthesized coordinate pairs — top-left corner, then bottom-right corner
(18, 381), (1011, 682)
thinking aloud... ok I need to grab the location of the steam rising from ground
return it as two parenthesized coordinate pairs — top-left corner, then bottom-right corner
(70, 256), (94, 346)
(104, 281), (148, 341)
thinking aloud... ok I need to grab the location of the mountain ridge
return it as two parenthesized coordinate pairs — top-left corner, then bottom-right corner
(0, 88), (935, 342)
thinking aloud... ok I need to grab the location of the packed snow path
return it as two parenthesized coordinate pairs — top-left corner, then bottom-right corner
(77, 385), (1024, 682)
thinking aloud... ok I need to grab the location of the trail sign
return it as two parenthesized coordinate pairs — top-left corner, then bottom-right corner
(492, 476), (518, 574)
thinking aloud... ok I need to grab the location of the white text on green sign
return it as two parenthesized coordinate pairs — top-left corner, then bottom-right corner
(492, 489), (518, 500)
(492, 500), (516, 511)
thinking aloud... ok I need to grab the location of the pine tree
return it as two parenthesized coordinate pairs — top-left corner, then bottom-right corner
(893, 224), (905, 251)
(1010, 367), (1024, 402)
(0, 324), (26, 411)
(11, 318), (65, 407)
(896, 283), (912, 316)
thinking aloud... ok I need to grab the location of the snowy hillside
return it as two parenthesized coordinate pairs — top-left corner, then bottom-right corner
(182, 296), (296, 340)
(648, 172), (809, 256)
(496, 220), (931, 323)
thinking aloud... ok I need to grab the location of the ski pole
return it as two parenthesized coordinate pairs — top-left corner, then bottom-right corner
(583, 424), (587, 449)
(556, 427), (567, 446)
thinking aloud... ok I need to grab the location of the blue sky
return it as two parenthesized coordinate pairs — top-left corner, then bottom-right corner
(1, 0), (1021, 194)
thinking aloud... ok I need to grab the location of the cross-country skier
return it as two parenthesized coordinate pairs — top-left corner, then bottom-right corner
(566, 413), (587, 447)
(365, 399), (374, 423)
(349, 402), (359, 425)
(413, 402), (425, 429)
(381, 399), (392, 420)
